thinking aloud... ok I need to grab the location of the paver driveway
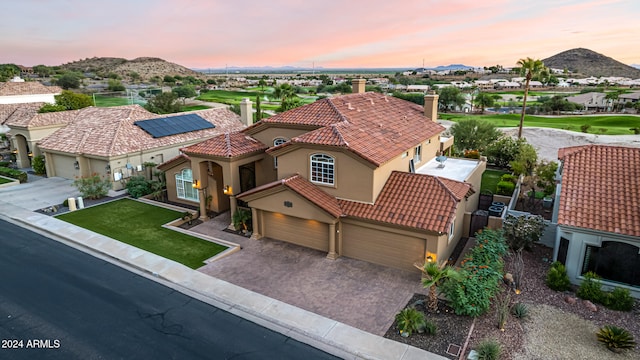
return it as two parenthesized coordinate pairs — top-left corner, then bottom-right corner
(193, 214), (427, 336)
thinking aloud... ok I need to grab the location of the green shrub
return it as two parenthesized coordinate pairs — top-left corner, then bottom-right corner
(580, 124), (591, 133)
(545, 261), (572, 291)
(62, 199), (69, 207)
(395, 307), (426, 337)
(605, 287), (634, 312)
(442, 229), (507, 317)
(0, 161), (9, 167)
(500, 174), (517, 184)
(597, 325), (636, 353)
(0, 166), (27, 183)
(511, 302), (529, 319)
(32, 155), (46, 175)
(496, 180), (515, 196)
(576, 271), (605, 303)
(476, 339), (501, 360)
(72, 173), (111, 200)
(423, 319), (437, 335)
(125, 176), (152, 198)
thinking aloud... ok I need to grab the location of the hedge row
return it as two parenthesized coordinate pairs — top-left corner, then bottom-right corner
(0, 167), (27, 183)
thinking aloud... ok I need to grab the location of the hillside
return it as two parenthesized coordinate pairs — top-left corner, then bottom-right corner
(61, 57), (199, 79)
(543, 48), (640, 79)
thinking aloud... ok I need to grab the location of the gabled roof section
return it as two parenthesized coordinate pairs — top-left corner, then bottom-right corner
(256, 98), (347, 127)
(557, 145), (640, 237)
(237, 174), (343, 218)
(5, 105), (82, 128)
(339, 171), (471, 233)
(266, 93), (445, 166)
(181, 132), (267, 158)
(37, 106), (244, 157)
(0, 103), (42, 126)
(0, 82), (61, 96)
(157, 153), (190, 171)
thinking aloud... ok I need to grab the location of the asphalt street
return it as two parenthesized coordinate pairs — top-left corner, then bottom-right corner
(0, 219), (339, 360)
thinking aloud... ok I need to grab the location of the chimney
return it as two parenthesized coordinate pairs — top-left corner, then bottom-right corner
(424, 91), (439, 122)
(352, 78), (366, 94)
(239, 98), (253, 126)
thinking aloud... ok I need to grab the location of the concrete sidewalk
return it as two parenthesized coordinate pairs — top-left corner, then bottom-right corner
(0, 199), (446, 360)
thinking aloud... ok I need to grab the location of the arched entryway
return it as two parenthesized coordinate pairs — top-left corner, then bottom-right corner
(11, 134), (30, 168)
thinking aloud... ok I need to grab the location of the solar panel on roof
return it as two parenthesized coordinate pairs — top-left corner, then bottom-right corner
(134, 113), (214, 138)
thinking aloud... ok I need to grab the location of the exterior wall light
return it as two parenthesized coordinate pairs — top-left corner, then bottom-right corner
(223, 185), (232, 194)
(105, 164), (111, 173)
(192, 180), (200, 189)
(73, 161), (80, 170)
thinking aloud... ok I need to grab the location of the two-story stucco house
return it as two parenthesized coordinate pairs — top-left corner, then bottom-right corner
(159, 81), (486, 272)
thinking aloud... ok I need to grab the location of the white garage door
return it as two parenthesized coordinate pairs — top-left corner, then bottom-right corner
(342, 223), (425, 271)
(50, 154), (78, 180)
(263, 212), (329, 252)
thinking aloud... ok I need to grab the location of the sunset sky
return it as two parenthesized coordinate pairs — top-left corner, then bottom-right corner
(2, 0), (638, 69)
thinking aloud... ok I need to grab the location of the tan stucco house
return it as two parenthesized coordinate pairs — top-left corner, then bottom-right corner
(33, 105), (244, 189)
(552, 145), (640, 298)
(159, 81), (486, 272)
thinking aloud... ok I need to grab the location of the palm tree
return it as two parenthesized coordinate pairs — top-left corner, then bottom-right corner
(474, 92), (495, 114)
(421, 262), (458, 312)
(517, 57), (548, 138)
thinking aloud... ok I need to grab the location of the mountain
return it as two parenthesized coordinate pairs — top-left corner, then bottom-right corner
(61, 57), (199, 79)
(632, 64), (640, 70)
(542, 48), (640, 78)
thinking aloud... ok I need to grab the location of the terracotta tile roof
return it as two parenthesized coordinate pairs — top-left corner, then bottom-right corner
(37, 105), (244, 157)
(0, 103), (42, 125)
(237, 174), (343, 218)
(557, 145), (640, 237)
(339, 171), (471, 233)
(181, 131), (267, 158)
(0, 82), (61, 96)
(157, 154), (190, 171)
(265, 93), (445, 166)
(5, 106), (81, 128)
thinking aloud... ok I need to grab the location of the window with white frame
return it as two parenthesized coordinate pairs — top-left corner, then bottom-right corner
(414, 144), (422, 163)
(273, 138), (287, 168)
(310, 153), (335, 185)
(449, 221), (455, 242)
(175, 168), (199, 202)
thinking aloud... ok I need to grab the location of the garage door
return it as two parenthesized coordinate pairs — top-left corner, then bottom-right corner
(342, 223), (425, 271)
(263, 212), (329, 252)
(50, 154), (78, 180)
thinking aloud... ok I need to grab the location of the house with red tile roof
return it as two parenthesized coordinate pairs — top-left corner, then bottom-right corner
(553, 144), (640, 297)
(11, 105), (245, 190)
(159, 80), (485, 272)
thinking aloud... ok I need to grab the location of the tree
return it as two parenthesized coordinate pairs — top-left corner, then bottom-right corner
(485, 137), (523, 168)
(510, 141), (538, 177)
(163, 75), (176, 84)
(503, 214), (546, 293)
(438, 87), (465, 112)
(0, 64), (20, 82)
(56, 72), (82, 89)
(255, 94), (262, 121)
(450, 119), (501, 153)
(107, 79), (125, 92)
(474, 92), (495, 114)
(144, 92), (181, 114)
(39, 90), (93, 112)
(273, 83), (295, 100)
(516, 57), (548, 138)
(258, 78), (267, 91)
(33, 65), (54, 77)
(535, 160), (559, 196)
(605, 90), (621, 112)
(172, 85), (196, 105)
(422, 262), (458, 312)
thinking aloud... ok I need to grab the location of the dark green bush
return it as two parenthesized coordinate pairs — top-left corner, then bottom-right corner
(576, 272), (605, 303)
(0, 161), (9, 167)
(605, 287), (634, 312)
(424, 320), (437, 335)
(0, 166), (27, 183)
(395, 307), (426, 337)
(62, 199), (69, 207)
(546, 261), (572, 291)
(32, 155), (46, 175)
(442, 229), (507, 317)
(512, 302), (529, 319)
(580, 124), (591, 133)
(496, 180), (515, 196)
(125, 176), (152, 198)
(476, 339), (501, 360)
(500, 174), (518, 183)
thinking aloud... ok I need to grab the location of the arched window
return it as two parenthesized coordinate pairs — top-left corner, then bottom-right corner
(175, 168), (199, 202)
(310, 153), (335, 185)
(273, 138), (287, 168)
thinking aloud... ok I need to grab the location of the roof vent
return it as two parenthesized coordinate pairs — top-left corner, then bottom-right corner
(347, 102), (353, 110)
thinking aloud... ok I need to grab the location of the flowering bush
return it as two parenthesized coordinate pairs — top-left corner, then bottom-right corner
(442, 229), (507, 317)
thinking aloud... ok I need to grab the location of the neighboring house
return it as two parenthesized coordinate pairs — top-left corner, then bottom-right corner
(619, 91), (640, 105)
(33, 105), (244, 190)
(160, 80), (485, 272)
(552, 145), (640, 298)
(0, 102), (43, 135)
(565, 92), (610, 112)
(0, 79), (61, 104)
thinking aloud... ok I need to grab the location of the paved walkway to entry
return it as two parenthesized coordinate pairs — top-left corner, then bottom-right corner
(193, 214), (428, 336)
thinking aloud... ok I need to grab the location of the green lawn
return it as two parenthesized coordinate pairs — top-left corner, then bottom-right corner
(56, 199), (227, 268)
(93, 96), (146, 107)
(197, 89), (317, 109)
(440, 113), (640, 135)
(0, 177), (13, 184)
(481, 169), (509, 193)
(181, 105), (210, 111)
